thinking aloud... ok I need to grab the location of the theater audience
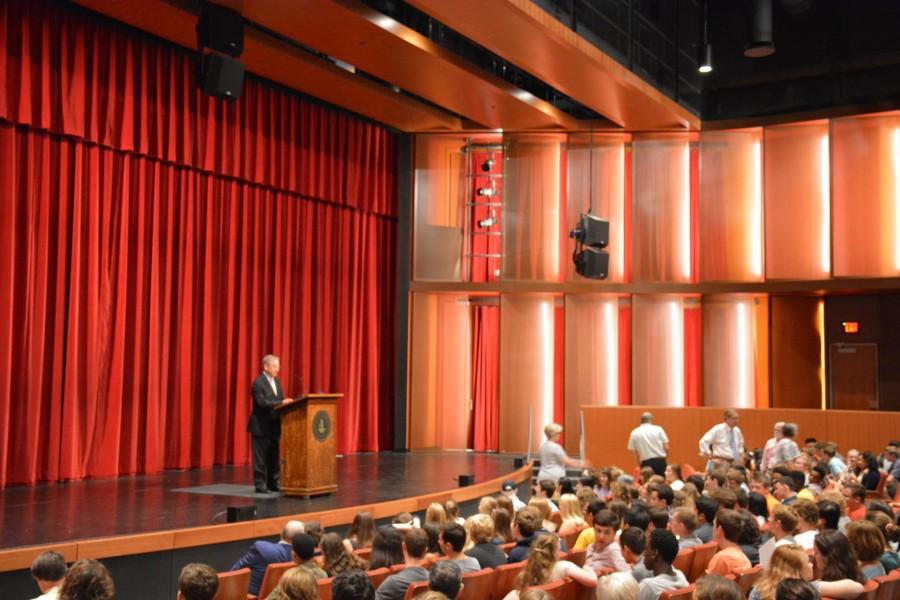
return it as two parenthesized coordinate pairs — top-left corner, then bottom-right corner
(584, 509), (630, 572)
(772, 476), (798, 506)
(320, 532), (368, 577)
(332, 569), (375, 600)
(557, 493), (587, 537)
(369, 526), (405, 569)
(534, 480), (559, 512)
(861, 455), (881, 491)
(346, 512), (376, 550)
(478, 496), (498, 516)
(230, 520), (304, 595)
(464, 514), (507, 569)
(428, 561), (463, 600)
(665, 464), (685, 492)
(774, 579), (818, 600)
(760, 506), (798, 568)
(491, 508), (514, 544)
(706, 509), (751, 577)
(440, 523), (481, 573)
(501, 480), (526, 511)
(425, 503), (448, 527)
(737, 510), (762, 565)
(285, 533), (327, 580)
(508, 507), (543, 563)
(528, 497), (557, 533)
(694, 497), (718, 543)
(572, 499), (605, 550)
(596, 571), (640, 600)
(268, 567), (317, 600)
(750, 544), (862, 600)
(445, 499), (465, 526)
(864, 511), (900, 571)
(619, 527), (646, 569)
(177, 563), (218, 600)
(637, 530), (688, 600)
(669, 507), (702, 549)
(845, 520), (887, 581)
(30, 551), (67, 600)
(843, 484), (867, 521)
(791, 500), (819, 550)
(375, 528), (429, 600)
(502, 534), (596, 599)
(58, 559), (114, 600)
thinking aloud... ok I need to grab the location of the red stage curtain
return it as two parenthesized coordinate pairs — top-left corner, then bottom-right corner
(618, 304), (632, 406)
(0, 0), (396, 485)
(471, 305), (499, 452)
(684, 305), (703, 407)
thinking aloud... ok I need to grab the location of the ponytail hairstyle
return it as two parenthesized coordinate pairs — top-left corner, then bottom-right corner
(515, 534), (558, 591)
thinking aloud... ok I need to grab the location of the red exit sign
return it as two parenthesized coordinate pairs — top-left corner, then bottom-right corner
(842, 321), (859, 334)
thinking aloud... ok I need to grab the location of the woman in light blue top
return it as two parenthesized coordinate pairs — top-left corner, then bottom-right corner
(536, 423), (586, 485)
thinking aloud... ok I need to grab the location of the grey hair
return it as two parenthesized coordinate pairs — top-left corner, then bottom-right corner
(640, 412), (653, 424)
(262, 354), (279, 367)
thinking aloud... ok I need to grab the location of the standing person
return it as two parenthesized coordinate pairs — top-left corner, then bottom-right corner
(249, 354), (295, 494)
(699, 410), (745, 469)
(761, 422), (785, 472)
(773, 424), (801, 468)
(627, 412), (670, 477)
(536, 423), (585, 485)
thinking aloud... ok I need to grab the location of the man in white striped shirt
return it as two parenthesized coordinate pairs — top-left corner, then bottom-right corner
(698, 410), (744, 469)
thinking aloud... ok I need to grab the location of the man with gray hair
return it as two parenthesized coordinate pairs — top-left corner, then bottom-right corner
(761, 422), (784, 472)
(428, 560), (463, 599)
(248, 354), (295, 494)
(230, 520), (305, 595)
(627, 411), (669, 476)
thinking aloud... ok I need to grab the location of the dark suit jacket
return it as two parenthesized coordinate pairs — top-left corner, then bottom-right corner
(248, 373), (284, 437)
(230, 539), (293, 594)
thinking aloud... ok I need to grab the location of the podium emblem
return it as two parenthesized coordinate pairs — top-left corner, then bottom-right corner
(312, 410), (331, 442)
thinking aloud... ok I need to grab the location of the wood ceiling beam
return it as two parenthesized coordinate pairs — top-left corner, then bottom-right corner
(407, 0), (701, 131)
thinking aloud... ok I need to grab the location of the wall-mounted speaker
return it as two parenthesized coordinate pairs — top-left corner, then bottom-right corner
(200, 52), (244, 100)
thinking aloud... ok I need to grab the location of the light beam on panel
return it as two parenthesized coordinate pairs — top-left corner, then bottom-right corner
(540, 300), (554, 425)
(616, 145), (625, 279)
(817, 299), (826, 410)
(680, 146), (692, 280)
(818, 135), (831, 275)
(735, 301), (752, 408)
(893, 128), (900, 271)
(669, 298), (685, 407)
(603, 300), (618, 406)
(550, 144), (561, 280)
(750, 142), (763, 278)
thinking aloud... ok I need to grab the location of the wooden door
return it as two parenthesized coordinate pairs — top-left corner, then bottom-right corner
(829, 343), (878, 411)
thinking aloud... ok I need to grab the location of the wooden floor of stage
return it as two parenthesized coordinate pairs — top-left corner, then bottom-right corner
(0, 451), (517, 550)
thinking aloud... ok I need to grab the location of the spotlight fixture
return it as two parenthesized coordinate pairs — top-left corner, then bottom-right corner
(745, 0), (775, 58)
(570, 213), (609, 280)
(698, 0), (713, 74)
(476, 187), (497, 197)
(481, 159), (495, 172)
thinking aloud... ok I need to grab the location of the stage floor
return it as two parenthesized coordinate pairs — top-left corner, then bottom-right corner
(0, 451), (516, 549)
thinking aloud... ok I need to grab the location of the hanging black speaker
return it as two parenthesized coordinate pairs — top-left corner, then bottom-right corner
(200, 52), (244, 100)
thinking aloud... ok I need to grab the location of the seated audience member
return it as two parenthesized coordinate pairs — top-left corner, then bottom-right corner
(727, 469), (749, 495)
(845, 520), (887, 581)
(791, 500), (819, 550)
(704, 470), (726, 492)
(423, 523), (443, 562)
(559, 477), (577, 496)
(303, 522), (324, 549)
(677, 483), (699, 511)
(648, 484), (674, 513)
(392, 513), (416, 532)
(594, 468), (613, 501)
(572, 499), (606, 551)
(230, 519), (304, 595)
(418, 593), (450, 600)
(445, 500), (465, 526)
(750, 544), (862, 600)
(58, 559), (114, 600)
(535, 480), (559, 512)
(813, 530), (861, 584)
(860, 454), (881, 491)
(737, 510), (762, 565)
(496, 495), (515, 518)
(670, 507), (702, 548)
(320, 532), (368, 577)
(478, 495), (498, 516)
(647, 508), (669, 534)
(686, 474), (705, 495)
(708, 487), (738, 511)
(375, 528), (430, 600)
(492, 508), (515, 544)
(706, 509), (752, 577)
(759, 505), (799, 568)
(425, 503), (448, 527)
(585, 509), (630, 572)
(624, 505), (652, 533)
(440, 523), (481, 573)
(620, 527), (647, 567)
(30, 550), (67, 600)
(508, 507), (543, 563)
(177, 563), (218, 600)
(501, 480), (526, 511)
(369, 526), (405, 569)
(288, 534), (327, 580)
(864, 511), (900, 571)
(665, 464), (685, 492)
(807, 465), (827, 496)
(347, 512), (376, 550)
(815, 499), (841, 532)
(750, 473), (779, 514)
(774, 579), (818, 600)
(748, 491), (770, 526)
(695, 497), (719, 543)
(638, 530), (688, 600)
(528, 497), (557, 533)
(596, 571), (640, 600)
(693, 575), (742, 600)
(789, 470), (814, 502)
(558, 493), (587, 536)
(503, 534), (597, 600)
(464, 514), (507, 569)
(268, 567), (317, 600)
(772, 476), (798, 506)
(428, 561), (463, 600)
(842, 484), (867, 521)
(332, 569), (375, 600)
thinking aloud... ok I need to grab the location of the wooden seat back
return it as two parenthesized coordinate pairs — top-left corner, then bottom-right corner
(687, 542), (718, 583)
(257, 561), (295, 600)
(213, 568), (251, 600)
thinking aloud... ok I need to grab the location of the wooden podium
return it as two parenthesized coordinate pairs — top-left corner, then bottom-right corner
(277, 393), (341, 497)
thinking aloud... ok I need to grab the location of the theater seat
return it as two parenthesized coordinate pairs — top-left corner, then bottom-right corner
(565, 548), (587, 568)
(458, 568), (497, 600)
(403, 580), (429, 600)
(527, 578), (569, 599)
(734, 565), (763, 597)
(317, 576), (334, 600)
(494, 561), (527, 599)
(256, 561), (294, 600)
(367, 567), (391, 589)
(213, 568), (251, 600)
(687, 542), (718, 583)
(672, 548), (693, 578)
(872, 568), (900, 600)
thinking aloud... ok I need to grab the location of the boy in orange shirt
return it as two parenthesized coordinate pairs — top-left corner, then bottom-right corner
(706, 509), (751, 577)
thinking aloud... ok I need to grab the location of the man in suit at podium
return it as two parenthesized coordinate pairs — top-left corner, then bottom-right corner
(249, 354), (294, 494)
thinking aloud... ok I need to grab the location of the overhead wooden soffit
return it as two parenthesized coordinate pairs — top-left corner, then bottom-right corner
(72, 0), (462, 132)
(209, 0), (589, 131)
(407, 0), (701, 131)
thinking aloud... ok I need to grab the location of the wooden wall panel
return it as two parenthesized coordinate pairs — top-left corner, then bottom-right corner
(770, 297), (822, 409)
(583, 406), (900, 471)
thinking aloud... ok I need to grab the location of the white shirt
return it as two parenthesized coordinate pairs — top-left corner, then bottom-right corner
(699, 423), (744, 461)
(32, 587), (60, 600)
(795, 529), (818, 550)
(628, 423), (669, 462)
(759, 535), (796, 568)
(264, 372), (278, 396)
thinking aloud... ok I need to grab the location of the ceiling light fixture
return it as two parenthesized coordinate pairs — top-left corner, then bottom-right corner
(698, 0), (713, 74)
(745, 0), (776, 58)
